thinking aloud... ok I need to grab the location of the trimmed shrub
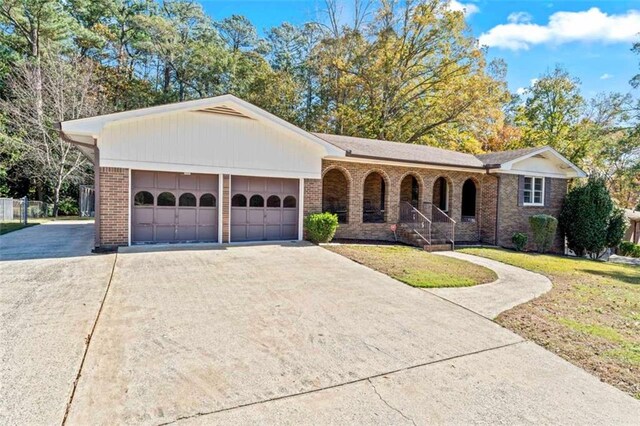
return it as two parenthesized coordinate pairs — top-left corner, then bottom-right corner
(529, 214), (558, 253)
(304, 212), (339, 244)
(511, 232), (528, 252)
(559, 178), (614, 258)
(606, 207), (628, 250)
(619, 241), (640, 258)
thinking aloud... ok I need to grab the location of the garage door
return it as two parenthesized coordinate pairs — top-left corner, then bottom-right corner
(230, 176), (299, 242)
(132, 171), (218, 243)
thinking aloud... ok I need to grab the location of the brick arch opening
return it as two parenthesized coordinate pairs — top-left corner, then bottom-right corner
(363, 171), (388, 223)
(432, 176), (452, 213)
(461, 178), (478, 222)
(399, 173), (422, 208)
(322, 168), (350, 224)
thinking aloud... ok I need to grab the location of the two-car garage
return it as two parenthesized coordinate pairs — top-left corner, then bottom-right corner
(131, 171), (300, 244)
(59, 95), (345, 248)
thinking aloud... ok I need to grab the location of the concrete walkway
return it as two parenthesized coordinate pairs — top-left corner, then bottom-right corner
(427, 251), (552, 319)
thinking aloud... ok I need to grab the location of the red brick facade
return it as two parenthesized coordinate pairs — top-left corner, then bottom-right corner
(496, 175), (567, 252)
(99, 167), (129, 247)
(300, 159), (568, 252)
(95, 161), (568, 252)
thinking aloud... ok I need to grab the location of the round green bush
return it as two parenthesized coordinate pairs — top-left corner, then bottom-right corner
(619, 241), (640, 258)
(529, 214), (558, 253)
(304, 212), (339, 244)
(511, 232), (528, 252)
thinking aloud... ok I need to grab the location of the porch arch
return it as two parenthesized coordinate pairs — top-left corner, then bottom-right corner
(432, 176), (452, 213)
(322, 166), (351, 224)
(399, 172), (422, 208)
(362, 169), (390, 223)
(461, 178), (479, 222)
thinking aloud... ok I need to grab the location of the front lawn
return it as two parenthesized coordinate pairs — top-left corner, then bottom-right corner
(325, 244), (497, 288)
(460, 247), (640, 399)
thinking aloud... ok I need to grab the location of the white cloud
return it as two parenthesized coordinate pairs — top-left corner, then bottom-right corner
(600, 73), (613, 80)
(507, 12), (532, 24)
(478, 7), (640, 50)
(449, 1), (479, 17)
(530, 78), (539, 86)
(516, 87), (527, 95)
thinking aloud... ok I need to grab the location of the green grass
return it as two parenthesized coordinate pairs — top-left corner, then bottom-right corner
(0, 222), (38, 235)
(460, 247), (640, 398)
(325, 244), (497, 288)
(0, 216), (92, 235)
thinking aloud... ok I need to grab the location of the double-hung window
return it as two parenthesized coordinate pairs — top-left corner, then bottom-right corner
(523, 176), (544, 206)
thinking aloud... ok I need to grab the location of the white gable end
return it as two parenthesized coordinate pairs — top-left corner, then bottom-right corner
(98, 110), (328, 178)
(496, 149), (585, 178)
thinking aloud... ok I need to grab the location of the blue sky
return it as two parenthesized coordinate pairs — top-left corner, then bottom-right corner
(199, 1), (640, 97)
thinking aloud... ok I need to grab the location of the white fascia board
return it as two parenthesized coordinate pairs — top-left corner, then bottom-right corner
(500, 146), (586, 177)
(491, 169), (580, 179)
(61, 96), (238, 136)
(326, 156), (487, 174)
(102, 159), (322, 179)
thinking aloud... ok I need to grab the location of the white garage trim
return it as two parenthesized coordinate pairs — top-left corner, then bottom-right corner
(218, 174), (223, 244)
(128, 168), (132, 246)
(100, 160), (321, 180)
(298, 178), (304, 241)
(228, 175), (231, 243)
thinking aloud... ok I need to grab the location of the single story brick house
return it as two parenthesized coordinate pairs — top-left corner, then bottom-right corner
(58, 95), (585, 252)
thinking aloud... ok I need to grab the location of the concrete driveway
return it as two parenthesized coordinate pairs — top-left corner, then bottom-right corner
(2, 227), (639, 425)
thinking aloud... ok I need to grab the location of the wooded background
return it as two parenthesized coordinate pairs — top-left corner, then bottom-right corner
(1, 0), (638, 215)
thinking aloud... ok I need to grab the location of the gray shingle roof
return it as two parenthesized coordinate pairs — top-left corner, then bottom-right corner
(475, 146), (545, 165)
(313, 133), (486, 169)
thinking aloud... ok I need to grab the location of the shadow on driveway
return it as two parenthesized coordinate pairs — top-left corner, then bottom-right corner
(0, 221), (95, 261)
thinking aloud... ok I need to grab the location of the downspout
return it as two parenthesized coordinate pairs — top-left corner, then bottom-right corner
(55, 123), (101, 248)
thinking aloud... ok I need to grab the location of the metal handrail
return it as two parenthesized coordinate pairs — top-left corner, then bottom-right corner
(429, 203), (455, 248)
(399, 201), (431, 245)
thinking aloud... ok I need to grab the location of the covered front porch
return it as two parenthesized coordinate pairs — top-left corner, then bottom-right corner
(320, 159), (495, 248)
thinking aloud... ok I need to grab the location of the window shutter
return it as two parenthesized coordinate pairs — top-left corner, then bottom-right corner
(517, 175), (524, 206)
(544, 178), (551, 207)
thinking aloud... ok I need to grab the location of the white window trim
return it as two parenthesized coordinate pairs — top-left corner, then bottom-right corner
(523, 176), (545, 206)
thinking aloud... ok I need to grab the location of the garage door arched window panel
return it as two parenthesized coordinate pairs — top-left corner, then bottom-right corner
(267, 195), (281, 208)
(179, 193), (197, 207)
(250, 194), (264, 207)
(157, 192), (176, 206)
(200, 193), (216, 207)
(461, 179), (477, 222)
(283, 196), (296, 208)
(230, 177), (299, 242)
(134, 191), (154, 206)
(132, 171), (219, 244)
(232, 194), (247, 207)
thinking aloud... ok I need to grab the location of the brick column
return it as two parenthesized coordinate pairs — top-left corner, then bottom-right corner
(222, 174), (230, 243)
(303, 178), (322, 216)
(99, 167), (129, 247)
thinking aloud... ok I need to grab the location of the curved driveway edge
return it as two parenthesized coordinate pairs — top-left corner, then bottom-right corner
(427, 251), (552, 319)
